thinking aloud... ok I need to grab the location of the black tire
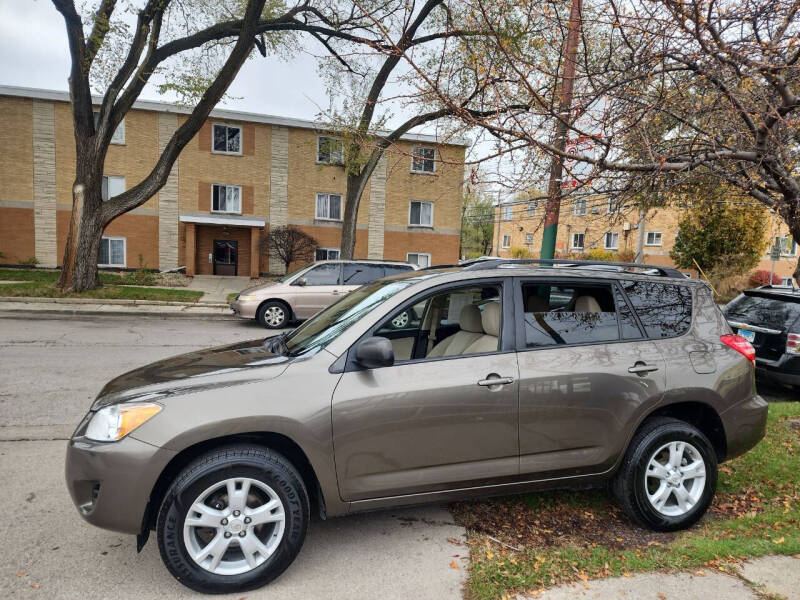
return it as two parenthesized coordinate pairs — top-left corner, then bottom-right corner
(257, 301), (290, 329)
(156, 445), (309, 594)
(612, 417), (717, 532)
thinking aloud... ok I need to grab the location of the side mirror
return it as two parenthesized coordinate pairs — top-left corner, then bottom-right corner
(355, 337), (394, 369)
(292, 277), (307, 287)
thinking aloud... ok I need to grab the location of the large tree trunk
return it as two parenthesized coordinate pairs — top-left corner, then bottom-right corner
(57, 169), (105, 292)
(340, 172), (369, 259)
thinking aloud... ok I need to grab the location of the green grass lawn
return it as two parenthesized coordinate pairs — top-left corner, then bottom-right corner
(0, 281), (202, 302)
(454, 402), (800, 600)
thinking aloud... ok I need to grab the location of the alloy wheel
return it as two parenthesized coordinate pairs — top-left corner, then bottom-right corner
(644, 441), (707, 517)
(183, 477), (286, 575)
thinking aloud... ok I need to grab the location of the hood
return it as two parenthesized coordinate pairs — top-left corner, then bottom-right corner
(92, 337), (291, 409)
(239, 281), (279, 295)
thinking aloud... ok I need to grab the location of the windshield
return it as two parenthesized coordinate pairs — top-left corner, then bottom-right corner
(283, 278), (415, 355)
(726, 294), (800, 331)
(275, 264), (312, 283)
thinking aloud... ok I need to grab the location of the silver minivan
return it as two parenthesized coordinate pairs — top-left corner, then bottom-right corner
(230, 260), (417, 328)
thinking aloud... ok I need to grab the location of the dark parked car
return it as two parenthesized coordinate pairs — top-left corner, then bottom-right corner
(66, 259), (767, 594)
(724, 285), (800, 388)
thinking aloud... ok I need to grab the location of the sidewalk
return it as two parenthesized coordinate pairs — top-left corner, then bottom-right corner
(0, 296), (236, 319)
(187, 274), (251, 303)
(524, 555), (800, 600)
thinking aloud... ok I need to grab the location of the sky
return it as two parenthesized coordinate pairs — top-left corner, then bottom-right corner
(0, 0), (339, 121)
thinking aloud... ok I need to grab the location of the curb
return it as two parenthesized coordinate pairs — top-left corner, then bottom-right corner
(0, 307), (240, 320)
(0, 295), (230, 308)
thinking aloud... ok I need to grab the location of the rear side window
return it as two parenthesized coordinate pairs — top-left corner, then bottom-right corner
(342, 264), (385, 285)
(621, 281), (692, 338)
(521, 282), (620, 347)
(725, 294), (800, 331)
(384, 264), (414, 275)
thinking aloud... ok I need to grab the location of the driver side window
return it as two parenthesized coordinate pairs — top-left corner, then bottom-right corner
(303, 263), (340, 286)
(375, 284), (502, 362)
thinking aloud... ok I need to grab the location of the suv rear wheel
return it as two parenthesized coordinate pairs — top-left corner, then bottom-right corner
(613, 417), (717, 531)
(156, 445), (309, 593)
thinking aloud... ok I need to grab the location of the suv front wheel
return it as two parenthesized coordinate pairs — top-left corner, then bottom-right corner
(156, 445), (309, 593)
(613, 417), (717, 531)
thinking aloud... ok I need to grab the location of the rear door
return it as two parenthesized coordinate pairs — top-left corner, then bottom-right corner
(292, 263), (342, 318)
(515, 278), (667, 478)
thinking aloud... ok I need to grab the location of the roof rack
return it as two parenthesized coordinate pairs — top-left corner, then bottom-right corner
(461, 258), (686, 279)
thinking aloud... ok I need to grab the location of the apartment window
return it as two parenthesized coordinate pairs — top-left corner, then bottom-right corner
(317, 136), (344, 164)
(502, 234), (511, 248)
(409, 201), (434, 227)
(212, 184), (241, 213)
(502, 205), (513, 221)
(527, 200), (537, 215)
(645, 231), (663, 246)
(407, 252), (431, 268)
(573, 197), (587, 216)
(93, 111), (125, 144)
(604, 231), (619, 249)
(98, 237), (125, 267)
(607, 198), (614, 214)
(411, 146), (436, 173)
(315, 248), (340, 261)
(101, 175), (125, 202)
(212, 123), (241, 154)
(525, 233), (534, 245)
(316, 193), (343, 221)
(572, 232), (585, 250)
(774, 235), (798, 256)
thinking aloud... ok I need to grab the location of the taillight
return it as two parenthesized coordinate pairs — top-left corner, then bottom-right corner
(720, 334), (756, 365)
(788, 333), (800, 355)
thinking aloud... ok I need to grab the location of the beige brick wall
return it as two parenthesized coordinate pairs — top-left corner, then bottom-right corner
(494, 197), (798, 279)
(157, 113), (179, 270)
(32, 100), (57, 267)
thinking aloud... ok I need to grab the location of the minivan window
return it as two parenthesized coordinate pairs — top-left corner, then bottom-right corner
(303, 263), (340, 286)
(342, 263), (385, 285)
(384, 264), (414, 276)
(621, 280), (692, 338)
(284, 279), (414, 355)
(726, 293), (800, 331)
(521, 283), (620, 347)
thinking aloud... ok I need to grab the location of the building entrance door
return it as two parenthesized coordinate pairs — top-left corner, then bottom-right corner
(213, 240), (238, 275)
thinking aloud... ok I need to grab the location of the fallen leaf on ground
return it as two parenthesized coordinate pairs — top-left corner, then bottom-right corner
(450, 561), (460, 569)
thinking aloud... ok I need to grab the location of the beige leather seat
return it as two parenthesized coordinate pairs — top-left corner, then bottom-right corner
(574, 295), (602, 313)
(428, 304), (484, 357)
(462, 302), (501, 354)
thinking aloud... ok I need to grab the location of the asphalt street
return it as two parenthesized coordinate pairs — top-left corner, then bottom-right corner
(0, 315), (467, 599)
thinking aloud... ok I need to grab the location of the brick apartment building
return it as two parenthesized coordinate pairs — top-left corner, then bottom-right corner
(493, 195), (799, 282)
(0, 86), (466, 277)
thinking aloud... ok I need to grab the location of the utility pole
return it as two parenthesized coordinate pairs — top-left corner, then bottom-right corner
(540, 0), (583, 260)
(634, 207), (647, 263)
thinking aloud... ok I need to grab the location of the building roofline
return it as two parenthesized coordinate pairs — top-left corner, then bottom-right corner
(0, 84), (469, 147)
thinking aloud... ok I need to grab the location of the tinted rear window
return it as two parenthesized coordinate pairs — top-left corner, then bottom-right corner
(621, 281), (693, 338)
(725, 294), (800, 331)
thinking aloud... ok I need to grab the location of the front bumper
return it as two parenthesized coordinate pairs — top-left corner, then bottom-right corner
(230, 297), (259, 319)
(65, 433), (176, 535)
(720, 394), (769, 461)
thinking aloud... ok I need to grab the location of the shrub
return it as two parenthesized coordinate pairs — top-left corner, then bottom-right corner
(617, 248), (635, 263)
(510, 246), (530, 259)
(20, 257), (39, 266)
(749, 269), (782, 287)
(585, 248), (615, 262)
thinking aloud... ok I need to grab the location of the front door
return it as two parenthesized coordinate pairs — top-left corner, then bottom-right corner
(213, 240), (237, 275)
(514, 279), (667, 478)
(331, 279), (519, 502)
(292, 263), (342, 318)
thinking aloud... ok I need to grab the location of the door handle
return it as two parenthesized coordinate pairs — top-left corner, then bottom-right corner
(477, 376), (515, 387)
(628, 363), (659, 375)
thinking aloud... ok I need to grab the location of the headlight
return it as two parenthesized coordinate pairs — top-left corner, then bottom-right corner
(85, 403), (162, 442)
(238, 294), (257, 302)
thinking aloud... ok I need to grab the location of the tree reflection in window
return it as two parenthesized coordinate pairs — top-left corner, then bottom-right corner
(620, 281), (693, 338)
